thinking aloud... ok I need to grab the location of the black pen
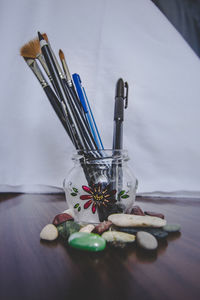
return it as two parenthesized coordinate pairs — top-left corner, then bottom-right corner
(112, 78), (128, 149)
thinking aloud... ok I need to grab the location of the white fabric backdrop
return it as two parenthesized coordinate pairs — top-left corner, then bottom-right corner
(0, 0), (200, 196)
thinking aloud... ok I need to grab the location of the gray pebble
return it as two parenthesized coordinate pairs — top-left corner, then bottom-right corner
(137, 231), (158, 250)
(162, 224), (181, 232)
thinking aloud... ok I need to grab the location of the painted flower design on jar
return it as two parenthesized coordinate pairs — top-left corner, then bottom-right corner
(80, 183), (122, 221)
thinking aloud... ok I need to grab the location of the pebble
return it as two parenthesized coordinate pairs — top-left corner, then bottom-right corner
(108, 214), (166, 228)
(68, 232), (106, 252)
(40, 224), (58, 241)
(144, 211), (165, 219)
(53, 213), (74, 226)
(116, 227), (142, 235)
(146, 228), (168, 239)
(116, 227), (168, 239)
(162, 224), (181, 232)
(92, 221), (113, 235)
(79, 224), (95, 233)
(102, 231), (135, 245)
(131, 205), (145, 216)
(57, 221), (81, 239)
(137, 231), (158, 250)
(62, 208), (75, 218)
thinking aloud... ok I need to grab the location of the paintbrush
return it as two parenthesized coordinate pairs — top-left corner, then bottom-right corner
(20, 54), (77, 147)
(58, 49), (72, 86)
(20, 38), (53, 83)
(59, 49), (87, 122)
(42, 33), (65, 81)
(43, 36), (85, 117)
(39, 32), (99, 151)
(38, 31), (89, 150)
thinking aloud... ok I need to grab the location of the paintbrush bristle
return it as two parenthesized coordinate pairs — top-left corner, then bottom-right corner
(20, 38), (41, 58)
(42, 33), (48, 42)
(59, 49), (65, 60)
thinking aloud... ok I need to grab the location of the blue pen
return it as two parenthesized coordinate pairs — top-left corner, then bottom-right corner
(72, 73), (104, 149)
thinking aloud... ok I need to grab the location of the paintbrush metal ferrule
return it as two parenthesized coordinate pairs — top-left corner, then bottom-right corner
(61, 59), (72, 86)
(54, 55), (65, 80)
(36, 53), (53, 80)
(25, 58), (48, 88)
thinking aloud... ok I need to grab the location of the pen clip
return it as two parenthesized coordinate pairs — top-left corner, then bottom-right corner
(124, 81), (128, 109)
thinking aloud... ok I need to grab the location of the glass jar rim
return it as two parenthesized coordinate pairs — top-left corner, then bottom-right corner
(71, 149), (129, 163)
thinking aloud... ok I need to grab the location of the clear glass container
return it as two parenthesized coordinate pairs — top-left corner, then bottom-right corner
(63, 149), (138, 224)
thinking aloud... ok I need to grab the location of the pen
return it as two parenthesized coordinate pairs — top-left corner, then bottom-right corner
(112, 78), (128, 149)
(73, 73), (104, 150)
(112, 78), (128, 196)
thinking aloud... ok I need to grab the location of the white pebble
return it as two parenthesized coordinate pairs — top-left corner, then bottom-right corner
(108, 214), (166, 228)
(79, 224), (95, 233)
(40, 224), (58, 241)
(137, 231), (158, 250)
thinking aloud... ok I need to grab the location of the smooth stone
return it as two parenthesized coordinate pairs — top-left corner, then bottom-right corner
(62, 208), (75, 218)
(68, 232), (106, 252)
(131, 205), (145, 216)
(147, 228), (168, 239)
(116, 227), (168, 239)
(144, 211), (165, 219)
(92, 221), (113, 235)
(116, 227), (142, 235)
(137, 231), (158, 250)
(57, 221), (81, 239)
(40, 224), (58, 241)
(79, 224), (95, 233)
(53, 213), (74, 226)
(108, 214), (166, 228)
(102, 231), (135, 244)
(162, 224), (181, 232)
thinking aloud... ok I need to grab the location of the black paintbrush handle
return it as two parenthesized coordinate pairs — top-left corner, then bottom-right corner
(68, 82), (88, 124)
(62, 79), (99, 150)
(43, 85), (78, 147)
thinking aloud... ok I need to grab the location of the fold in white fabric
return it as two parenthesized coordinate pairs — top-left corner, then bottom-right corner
(0, 0), (200, 196)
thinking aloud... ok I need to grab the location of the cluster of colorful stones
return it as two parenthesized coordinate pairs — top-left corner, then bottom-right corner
(40, 206), (181, 251)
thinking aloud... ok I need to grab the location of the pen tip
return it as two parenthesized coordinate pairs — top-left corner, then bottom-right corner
(38, 31), (43, 41)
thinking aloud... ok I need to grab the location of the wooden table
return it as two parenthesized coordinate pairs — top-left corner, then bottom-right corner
(0, 193), (200, 300)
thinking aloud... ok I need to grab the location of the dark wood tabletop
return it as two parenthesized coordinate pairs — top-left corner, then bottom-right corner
(0, 193), (200, 300)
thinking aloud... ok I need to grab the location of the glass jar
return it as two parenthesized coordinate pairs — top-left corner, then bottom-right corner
(63, 149), (138, 224)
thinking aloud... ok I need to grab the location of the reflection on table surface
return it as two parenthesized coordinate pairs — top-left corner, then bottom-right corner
(0, 193), (199, 300)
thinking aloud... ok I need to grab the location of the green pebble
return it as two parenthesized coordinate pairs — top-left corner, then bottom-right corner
(117, 227), (142, 234)
(57, 221), (81, 239)
(68, 232), (106, 252)
(162, 224), (181, 233)
(117, 227), (168, 239)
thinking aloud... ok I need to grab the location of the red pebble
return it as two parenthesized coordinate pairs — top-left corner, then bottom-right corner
(52, 213), (74, 226)
(130, 205), (145, 216)
(92, 221), (113, 235)
(144, 211), (165, 219)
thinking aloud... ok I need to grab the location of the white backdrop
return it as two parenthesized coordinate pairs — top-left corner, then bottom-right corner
(0, 0), (200, 196)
